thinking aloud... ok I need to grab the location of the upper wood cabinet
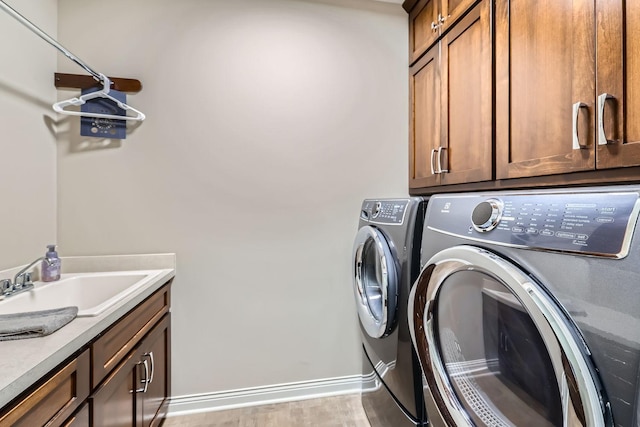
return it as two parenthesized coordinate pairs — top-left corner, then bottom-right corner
(410, 0), (492, 189)
(596, 0), (640, 169)
(496, 0), (640, 180)
(409, 0), (480, 64)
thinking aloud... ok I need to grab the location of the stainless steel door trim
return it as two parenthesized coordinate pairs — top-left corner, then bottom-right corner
(408, 245), (608, 427)
(353, 225), (399, 339)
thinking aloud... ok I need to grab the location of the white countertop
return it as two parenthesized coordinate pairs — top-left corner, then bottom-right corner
(0, 254), (176, 409)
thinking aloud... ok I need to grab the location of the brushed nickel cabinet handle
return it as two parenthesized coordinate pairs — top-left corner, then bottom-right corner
(436, 147), (448, 173)
(598, 93), (619, 145)
(134, 359), (150, 393)
(431, 21), (438, 32)
(144, 352), (155, 384)
(430, 149), (437, 175)
(572, 102), (588, 149)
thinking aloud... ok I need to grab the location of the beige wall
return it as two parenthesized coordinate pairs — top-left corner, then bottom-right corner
(57, 0), (408, 398)
(0, 0), (57, 269)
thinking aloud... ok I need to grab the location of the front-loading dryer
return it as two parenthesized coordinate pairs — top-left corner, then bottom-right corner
(409, 186), (640, 426)
(353, 198), (428, 426)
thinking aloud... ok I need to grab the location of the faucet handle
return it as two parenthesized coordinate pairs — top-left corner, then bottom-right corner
(0, 279), (12, 295)
(14, 272), (32, 289)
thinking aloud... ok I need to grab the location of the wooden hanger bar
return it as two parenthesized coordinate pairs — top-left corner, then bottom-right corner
(54, 73), (143, 93)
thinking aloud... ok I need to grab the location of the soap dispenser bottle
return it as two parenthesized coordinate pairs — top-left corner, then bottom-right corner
(42, 244), (61, 282)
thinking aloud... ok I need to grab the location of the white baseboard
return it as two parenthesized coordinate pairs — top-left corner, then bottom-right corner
(167, 375), (363, 417)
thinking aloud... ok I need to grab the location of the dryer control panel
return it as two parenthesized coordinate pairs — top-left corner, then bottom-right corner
(427, 190), (640, 258)
(361, 199), (409, 225)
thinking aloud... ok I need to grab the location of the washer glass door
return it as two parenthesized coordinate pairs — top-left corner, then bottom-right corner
(409, 246), (609, 427)
(353, 225), (399, 339)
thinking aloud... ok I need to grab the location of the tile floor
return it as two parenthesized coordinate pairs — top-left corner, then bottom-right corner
(163, 394), (370, 427)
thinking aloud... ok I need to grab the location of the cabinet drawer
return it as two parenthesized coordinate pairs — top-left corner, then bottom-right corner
(62, 403), (89, 427)
(0, 349), (90, 427)
(92, 282), (171, 388)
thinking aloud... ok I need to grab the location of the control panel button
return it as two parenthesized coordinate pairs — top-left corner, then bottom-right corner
(471, 199), (503, 232)
(596, 217), (614, 223)
(556, 231), (576, 239)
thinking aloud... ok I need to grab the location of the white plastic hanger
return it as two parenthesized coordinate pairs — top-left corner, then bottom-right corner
(53, 73), (146, 121)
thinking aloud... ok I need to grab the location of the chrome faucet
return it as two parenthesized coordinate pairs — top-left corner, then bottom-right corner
(15, 257), (51, 288)
(0, 257), (52, 297)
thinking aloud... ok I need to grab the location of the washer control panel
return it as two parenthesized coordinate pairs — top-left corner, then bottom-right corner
(427, 191), (640, 257)
(361, 199), (409, 225)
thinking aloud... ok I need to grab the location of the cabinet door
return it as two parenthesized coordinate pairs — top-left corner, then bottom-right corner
(596, 0), (640, 168)
(62, 403), (89, 427)
(439, 0), (492, 185)
(410, 45), (441, 189)
(92, 351), (138, 427)
(496, 0), (596, 179)
(0, 350), (90, 427)
(410, 0), (440, 64)
(441, 0), (481, 34)
(139, 315), (171, 427)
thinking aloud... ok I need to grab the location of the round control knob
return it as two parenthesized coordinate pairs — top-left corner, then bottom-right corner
(471, 199), (503, 232)
(372, 201), (382, 219)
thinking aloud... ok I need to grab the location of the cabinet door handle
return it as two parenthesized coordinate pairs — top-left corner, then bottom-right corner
(438, 13), (449, 25)
(572, 102), (588, 149)
(134, 359), (150, 393)
(430, 21), (438, 32)
(144, 352), (155, 384)
(430, 149), (437, 175)
(598, 93), (619, 146)
(436, 147), (448, 173)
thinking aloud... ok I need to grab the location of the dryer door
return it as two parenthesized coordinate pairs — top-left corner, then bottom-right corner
(353, 225), (399, 339)
(408, 245), (611, 427)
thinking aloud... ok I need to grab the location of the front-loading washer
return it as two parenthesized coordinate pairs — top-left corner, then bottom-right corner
(353, 198), (428, 426)
(408, 186), (640, 426)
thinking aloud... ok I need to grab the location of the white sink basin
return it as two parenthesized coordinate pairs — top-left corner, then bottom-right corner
(0, 270), (164, 317)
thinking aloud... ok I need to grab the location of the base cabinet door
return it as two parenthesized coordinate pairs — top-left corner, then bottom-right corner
(91, 351), (138, 427)
(139, 315), (171, 427)
(63, 404), (89, 427)
(596, 0), (640, 169)
(92, 314), (171, 427)
(0, 350), (90, 427)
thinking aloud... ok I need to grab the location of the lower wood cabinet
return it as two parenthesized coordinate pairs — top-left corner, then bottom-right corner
(140, 315), (170, 427)
(0, 349), (90, 427)
(0, 281), (172, 427)
(92, 314), (171, 427)
(63, 404), (89, 427)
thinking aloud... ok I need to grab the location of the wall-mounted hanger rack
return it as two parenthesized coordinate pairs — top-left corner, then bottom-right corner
(54, 73), (142, 93)
(0, 0), (145, 121)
